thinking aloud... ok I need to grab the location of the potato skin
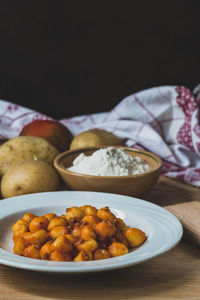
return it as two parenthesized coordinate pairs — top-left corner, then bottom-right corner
(1, 160), (60, 198)
(0, 136), (59, 176)
(70, 129), (122, 150)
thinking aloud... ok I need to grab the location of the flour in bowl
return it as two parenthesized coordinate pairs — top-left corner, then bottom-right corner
(67, 147), (151, 176)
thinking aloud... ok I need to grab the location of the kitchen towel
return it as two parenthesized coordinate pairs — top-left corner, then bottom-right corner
(1, 85), (200, 187)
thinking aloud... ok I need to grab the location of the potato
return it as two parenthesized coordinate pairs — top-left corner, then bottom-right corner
(70, 129), (123, 150)
(0, 136), (59, 176)
(1, 160), (60, 198)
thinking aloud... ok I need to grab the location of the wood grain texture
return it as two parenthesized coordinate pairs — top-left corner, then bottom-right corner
(167, 201), (200, 247)
(0, 176), (200, 300)
(145, 176), (200, 247)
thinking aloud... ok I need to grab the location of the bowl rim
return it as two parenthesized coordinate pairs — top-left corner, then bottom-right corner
(54, 146), (163, 179)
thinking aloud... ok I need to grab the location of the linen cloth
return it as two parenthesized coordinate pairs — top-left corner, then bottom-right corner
(1, 85), (200, 186)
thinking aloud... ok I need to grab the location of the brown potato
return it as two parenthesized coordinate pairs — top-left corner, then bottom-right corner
(69, 129), (123, 150)
(1, 160), (60, 198)
(0, 136), (59, 177)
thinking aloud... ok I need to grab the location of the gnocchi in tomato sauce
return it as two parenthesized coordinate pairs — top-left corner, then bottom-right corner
(12, 205), (147, 262)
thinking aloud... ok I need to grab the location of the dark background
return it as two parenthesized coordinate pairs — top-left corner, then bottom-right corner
(0, 0), (199, 119)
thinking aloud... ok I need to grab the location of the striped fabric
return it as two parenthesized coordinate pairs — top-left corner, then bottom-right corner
(1, 85), (200, 186)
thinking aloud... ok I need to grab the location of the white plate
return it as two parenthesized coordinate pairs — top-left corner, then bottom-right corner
(0, 191), (183, 273)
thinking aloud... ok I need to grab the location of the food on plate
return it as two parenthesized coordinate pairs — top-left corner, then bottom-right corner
(0, 136), (59, 177)
(12, 205), (147, 262)
(69, 129), (123, 150)
(67, 147), (152, 176)
(125, 228), (147, 247)
(108, 242), (129, 257)
(1, 160), (60, 198)
(19, 120), (73, 152)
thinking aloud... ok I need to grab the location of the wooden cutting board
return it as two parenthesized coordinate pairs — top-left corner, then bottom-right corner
(144, 176), (200, 247)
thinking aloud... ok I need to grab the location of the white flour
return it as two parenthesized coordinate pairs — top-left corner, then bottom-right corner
(67, 147), (151, 176)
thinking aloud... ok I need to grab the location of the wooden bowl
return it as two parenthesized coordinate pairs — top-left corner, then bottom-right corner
(54, 146), (162, 197)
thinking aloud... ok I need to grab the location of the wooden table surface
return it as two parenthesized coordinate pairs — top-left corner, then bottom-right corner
(0, 176), (200, 300)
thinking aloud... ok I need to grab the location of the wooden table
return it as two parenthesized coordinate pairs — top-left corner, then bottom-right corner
(0, 177), (200, 300)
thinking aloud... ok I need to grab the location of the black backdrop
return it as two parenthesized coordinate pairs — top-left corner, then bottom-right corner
(0, 0), (200, 119)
